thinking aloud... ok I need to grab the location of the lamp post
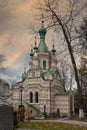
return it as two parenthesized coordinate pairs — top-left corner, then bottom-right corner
(50, 80), (51, 116)
(49, 79), (53, 117)
(18, 86), (25, 121)
(19, 86), (23, 106)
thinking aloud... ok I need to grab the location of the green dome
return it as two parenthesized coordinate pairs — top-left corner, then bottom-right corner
(50, 70), (55, 78)
(22, 72), (27, 81)
(40, 71), (45, 79)
(38, 25), (47, 35)
(30, 49), (34, 57)
(51, 44), (56, 54)
(33, 46), (38, 50)
(51, 48), (56, 53)
(38, 24), (48, 51)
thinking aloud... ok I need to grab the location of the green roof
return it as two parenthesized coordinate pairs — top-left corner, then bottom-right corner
(38, 24), (48, 51)
(50, 70), (55, 78)
(40, 71), (45, 79)
(30, 49), (34, 57)
(40, 70), (55, 80)
(22, 72), (27, 81)
(55, 92), (70, 96)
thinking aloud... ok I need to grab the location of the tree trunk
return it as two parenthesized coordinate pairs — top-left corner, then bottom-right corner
(61, 25), (84, 118)
(79, 109), (84, 119)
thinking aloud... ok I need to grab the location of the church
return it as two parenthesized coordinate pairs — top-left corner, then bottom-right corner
(12, 20), (74, 119)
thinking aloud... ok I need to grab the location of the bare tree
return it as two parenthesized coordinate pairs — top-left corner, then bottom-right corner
(36, 0), (87, 118)
(79, 16), (87, 55)
(78, 16), (87, 102)
(59, 60), (74, 92)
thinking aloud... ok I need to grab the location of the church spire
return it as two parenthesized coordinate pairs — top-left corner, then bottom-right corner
(51, 39), (56, 55)
(38, 14), (48, 51)
(33, 36), (38, 50)
(30, 45), (34, 57)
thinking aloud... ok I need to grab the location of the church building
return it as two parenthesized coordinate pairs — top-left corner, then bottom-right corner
(12, 20), (74, 119)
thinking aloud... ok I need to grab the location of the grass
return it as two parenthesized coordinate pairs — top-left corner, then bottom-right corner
(17, 121), (87, 130)
(70, 114), (87, 122)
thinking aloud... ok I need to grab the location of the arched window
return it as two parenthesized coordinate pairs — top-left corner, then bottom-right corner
(35, 92), (39, 103)
(43, 60), (46, 69)
(30, 92), (33, 103)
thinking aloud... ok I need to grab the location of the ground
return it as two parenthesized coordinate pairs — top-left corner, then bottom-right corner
(16, 119), (87, 130)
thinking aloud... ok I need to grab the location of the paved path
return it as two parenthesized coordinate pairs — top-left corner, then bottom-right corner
(30, 119), (87, 127)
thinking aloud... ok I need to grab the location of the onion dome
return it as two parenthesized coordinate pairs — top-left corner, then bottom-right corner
(22, 67), (27, 81)
(30, 45), (34, 57)
(51, 43), (56, 55)
(38, 20), (48, 51)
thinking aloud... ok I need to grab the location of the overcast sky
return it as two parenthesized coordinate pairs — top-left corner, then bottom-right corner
(0, 0), (37, 83)
(0, 0), (58, 84)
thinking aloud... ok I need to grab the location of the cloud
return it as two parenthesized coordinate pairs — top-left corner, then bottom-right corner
(1, 51), (30, 85)
(0, 0), (37, 34)
(0, 0), (37, 84)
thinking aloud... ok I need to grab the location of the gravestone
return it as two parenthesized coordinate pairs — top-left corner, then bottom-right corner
(14, 111), (18, 128)
(0, 79), (14, 130)
(0, 106), (13, 130)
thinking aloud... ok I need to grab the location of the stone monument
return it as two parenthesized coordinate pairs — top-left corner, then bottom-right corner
(0, 79), (14, 130)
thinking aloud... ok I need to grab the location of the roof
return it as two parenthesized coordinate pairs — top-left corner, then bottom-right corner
(55, 92), (70, 96)
(40, 70), (55, 81)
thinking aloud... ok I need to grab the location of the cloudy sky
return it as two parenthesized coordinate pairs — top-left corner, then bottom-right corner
(0, 0), (59, 84)
(0, 0), (38, 84)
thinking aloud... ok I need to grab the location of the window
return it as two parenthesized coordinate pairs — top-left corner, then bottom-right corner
(30, 92), (33, 103)
(43, 60), (46, 69)
(35, 92), (39, 103)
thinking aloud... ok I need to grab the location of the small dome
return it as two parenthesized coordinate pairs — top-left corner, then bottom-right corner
(22, 72), (27, 81)
(33, 46), (38, 50)
(50, 70), (55, 78)
(51, 48), (56, 53)
(30, 49), (34, 57)
(51, 44), (56, 54)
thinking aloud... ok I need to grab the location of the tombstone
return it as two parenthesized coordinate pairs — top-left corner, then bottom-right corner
(18, 105), (25, 121)
(0, 106), (13, 130)
(43, 105), (47, 118)
(57, 109), (60, 117)
(0, 79), (14, 130)
(14, 111), (18, 129)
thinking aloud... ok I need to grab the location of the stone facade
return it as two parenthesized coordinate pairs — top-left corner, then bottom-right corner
(12, 22), (74, 118)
